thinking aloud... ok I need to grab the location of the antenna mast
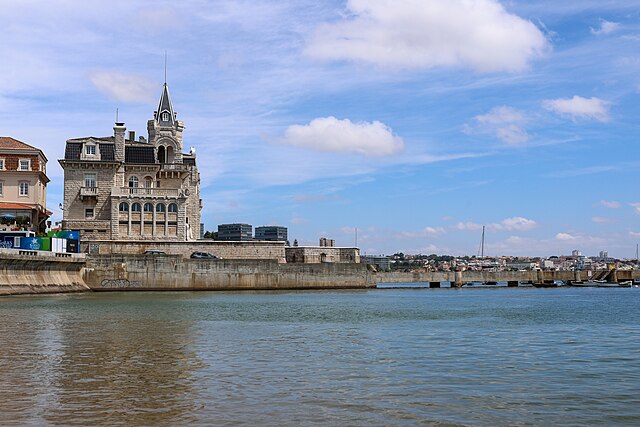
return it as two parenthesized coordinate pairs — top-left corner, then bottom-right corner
(481, 225), (485, 258)
(164, 51), (167, 84)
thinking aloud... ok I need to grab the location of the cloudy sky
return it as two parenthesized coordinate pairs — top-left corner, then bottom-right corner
(1, 0), (639, 257)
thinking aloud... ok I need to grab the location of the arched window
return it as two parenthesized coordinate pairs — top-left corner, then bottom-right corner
(155, 203), (166, 213)
(162, 112), (170, 121)
(168, 203), (178, 213)
(128, 176), (139, 188)
(144, 177), (153, 188)
(119, 202), (129, 212)
(144, 203), (153, 212)
(131, 203), (141, 212)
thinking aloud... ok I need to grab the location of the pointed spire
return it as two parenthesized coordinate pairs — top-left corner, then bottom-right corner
(156, 82), (175, 126)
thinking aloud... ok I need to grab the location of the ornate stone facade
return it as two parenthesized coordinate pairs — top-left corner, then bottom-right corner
(59, 83), (201, 241)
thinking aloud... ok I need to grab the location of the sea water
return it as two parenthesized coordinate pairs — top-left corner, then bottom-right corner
(1, 287), (639, 426)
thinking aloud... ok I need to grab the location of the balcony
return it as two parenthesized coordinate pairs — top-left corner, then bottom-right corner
(80, 186), (98, 199)
(160, 163), (188, 172)
(112, 187), (182, 198)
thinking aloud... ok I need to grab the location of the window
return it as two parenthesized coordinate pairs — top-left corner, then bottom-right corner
(128, 176), (139, 188)
(162, 112), (170, 121)
(84, 173), (97, 188)
(19, 181), (29, 196)
(85, 208), (94, 219)
(168, 203), (178, 213)
(144, 203), (153, 212)
(119, 202), (129, 212)
(131, 203), (141, 212)
(156, 203), (166, 212)
(0, 159), (4, 170)
(85, 144), (96, 155)
(0, 181), (3, 196)
(19, 159), (30, 171)
(144, 177), (153, 188)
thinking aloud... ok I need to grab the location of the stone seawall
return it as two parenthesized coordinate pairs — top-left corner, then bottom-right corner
(0, 252), (89, 296)
(86, 240), (286, 262)
(85, 254), (374, 290)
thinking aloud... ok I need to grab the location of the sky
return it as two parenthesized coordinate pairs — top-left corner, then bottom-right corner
(1, 0), (639, 258)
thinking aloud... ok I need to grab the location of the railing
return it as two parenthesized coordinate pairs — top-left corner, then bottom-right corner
(160, 163), (188, 172)
(80, 186), (98, 197)
(112, 187), (181, 197)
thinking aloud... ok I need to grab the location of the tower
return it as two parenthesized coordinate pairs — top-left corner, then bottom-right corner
(148, 83), (185, 164)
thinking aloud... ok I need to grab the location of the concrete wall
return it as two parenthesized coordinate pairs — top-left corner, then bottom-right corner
(0, 251), (88, 296)
(85, 254), (373, 290)
(87, 239), (287, 261)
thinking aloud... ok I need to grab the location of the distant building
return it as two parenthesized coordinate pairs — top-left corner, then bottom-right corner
(200, 223), (205, 239)
(361, 255), (390, 271)
(286, 246), (360, 264)
(319, 237), (335, 247)
(218, 223), (252, 241)
(0, 137), (51, 233)
(571, 249), (582, 257)
(599, 251), (608, 259)
(255, 225), (287, 242)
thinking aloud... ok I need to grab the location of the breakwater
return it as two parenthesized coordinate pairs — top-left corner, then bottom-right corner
(0, 250), (88, 296)
(85, 254), (373, 291)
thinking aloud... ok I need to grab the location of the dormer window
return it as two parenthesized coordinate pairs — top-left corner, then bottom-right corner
(19, 159), (30, 171)
(162, 112), (170, 121)
(85, 144), (96, 155)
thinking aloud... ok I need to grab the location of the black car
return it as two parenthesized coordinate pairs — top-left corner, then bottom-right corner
(190, 251), (219, 259)
(143, 250), (166, 255)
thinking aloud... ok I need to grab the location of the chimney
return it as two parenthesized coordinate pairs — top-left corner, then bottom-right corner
(128, 130), (135, 142)
(114, 122), (126, 162)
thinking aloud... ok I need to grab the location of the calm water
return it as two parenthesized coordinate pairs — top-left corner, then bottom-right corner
(1, 288), (639, 426)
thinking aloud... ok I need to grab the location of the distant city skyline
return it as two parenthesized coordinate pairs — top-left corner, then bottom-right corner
(1, 0), (639, 257)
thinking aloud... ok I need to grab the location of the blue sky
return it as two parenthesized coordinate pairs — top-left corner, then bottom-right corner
(1, 0), (639, 257)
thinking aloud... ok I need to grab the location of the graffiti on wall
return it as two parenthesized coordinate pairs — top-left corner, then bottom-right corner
(100, 279), (142, 289)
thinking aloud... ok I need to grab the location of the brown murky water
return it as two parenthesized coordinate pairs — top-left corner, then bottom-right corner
(1, 289), (639, 426)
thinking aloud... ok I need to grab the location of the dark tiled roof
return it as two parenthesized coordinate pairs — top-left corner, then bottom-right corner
(99, 144), (115, 161)
(125, 146), (155, 164)
(65, 142), (82, 160)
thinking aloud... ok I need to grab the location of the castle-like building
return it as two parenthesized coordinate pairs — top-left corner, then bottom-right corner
(59, 83), (201, 241)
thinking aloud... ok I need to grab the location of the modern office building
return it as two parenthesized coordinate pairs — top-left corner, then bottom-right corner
(255, 225), (287, 242)
(217, 223), (253, 241)
(0, 137), (51, 233)
(360, 255), (391, 271)
(59, 81), (201, 241)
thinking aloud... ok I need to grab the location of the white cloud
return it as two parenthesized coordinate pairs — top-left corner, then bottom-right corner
(89, 71), (156, 103)
(630, 231), (640, 238)
(456, 222), (484, 231)
(467, 106), (529, 145)
(590, 19), (620, 36)
(592, 217), (614, 223)
(278, 116), (404, 157)
(455, 217), (537, 232)
(600, 200), (621, 209)
(631, 203), (640, 214)
(305, 0), (549, 73)
(396, 226), (447, 239)
(556, 232), (577, 241)
(497, 217), (538, 231)
(543, 96), (611, 122)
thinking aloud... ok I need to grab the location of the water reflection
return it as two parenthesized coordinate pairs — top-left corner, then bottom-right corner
(1, 294), (203, 426)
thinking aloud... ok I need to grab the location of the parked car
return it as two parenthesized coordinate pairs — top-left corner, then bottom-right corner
(144, 250), (166, 255)
(190, 251), (219, 259)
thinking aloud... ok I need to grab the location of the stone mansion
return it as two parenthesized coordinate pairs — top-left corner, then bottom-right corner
(59, 83), (201, 241)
